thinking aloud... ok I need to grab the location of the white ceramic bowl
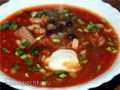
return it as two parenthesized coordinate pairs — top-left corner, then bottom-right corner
(0, 0), (120, 90)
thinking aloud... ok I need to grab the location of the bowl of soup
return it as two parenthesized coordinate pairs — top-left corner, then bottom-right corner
(0, 0), (120, 90)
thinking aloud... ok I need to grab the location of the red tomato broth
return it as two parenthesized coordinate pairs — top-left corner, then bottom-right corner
(0, 5), (119, 87)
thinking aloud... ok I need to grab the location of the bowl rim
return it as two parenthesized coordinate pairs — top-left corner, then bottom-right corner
(0, 0), (120, 90)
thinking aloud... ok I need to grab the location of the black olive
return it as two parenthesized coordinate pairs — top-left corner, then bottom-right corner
(46, 30), (54, 35)
(56, 23), (65, 32)
(65, 20), (73, 27)
(67, 32), (77, 40)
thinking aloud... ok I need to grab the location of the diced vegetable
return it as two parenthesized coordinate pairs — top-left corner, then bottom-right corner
(33, 64), (41, 72)
(31, 11), (38, 18)
(40, 69), (46, 74)
(36, 35), (45, 41)
(96, 64), (101, 71)
(2, 48), (9, 54)
(51, 34), (61, 43)
(24, 58), (33, 66)
(72, 38), (79, 49)
(14, 27), (36, 45)
(15, 48), (25, 56)
(31, 48), (39, 56)
(51, 38), (61, 43)
(106, 47), (118, 53)
(79, 50), (88, 64)
(11, 64), (20, 74)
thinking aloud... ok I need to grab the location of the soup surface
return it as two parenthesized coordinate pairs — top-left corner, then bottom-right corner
(0, 5), (119, 87)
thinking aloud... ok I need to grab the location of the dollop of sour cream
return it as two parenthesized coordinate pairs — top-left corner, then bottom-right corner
(48, 49), (81, 72)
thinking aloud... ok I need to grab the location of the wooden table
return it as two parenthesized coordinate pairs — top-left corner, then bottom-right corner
(0, 0), (120, 90)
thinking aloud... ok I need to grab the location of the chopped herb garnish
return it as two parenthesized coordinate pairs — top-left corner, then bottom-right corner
(15, 48), (25, 56)
(2, 48), (9, 54)
(86, 22), (103, 32)
(20, 39), (30, 48)
(11, 64), (20, 74)
(62, 9), (70, 17)
(31, 48), (39, 56)
(33, 64), (41, 72)
(24, 58), (33, 66)
(58, 73), (67, 79)
(0, 21), (18, 31)
(9, 21), (18, 30)
(54, 71), (68, 79)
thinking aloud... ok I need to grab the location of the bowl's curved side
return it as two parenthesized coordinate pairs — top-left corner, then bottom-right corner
(0, 0), (120, 90)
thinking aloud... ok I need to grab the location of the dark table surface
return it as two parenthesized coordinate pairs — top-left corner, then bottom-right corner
(0, 0), (120, 90)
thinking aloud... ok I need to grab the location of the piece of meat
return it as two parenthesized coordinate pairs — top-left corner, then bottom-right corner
(14, 26), (36, 45)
